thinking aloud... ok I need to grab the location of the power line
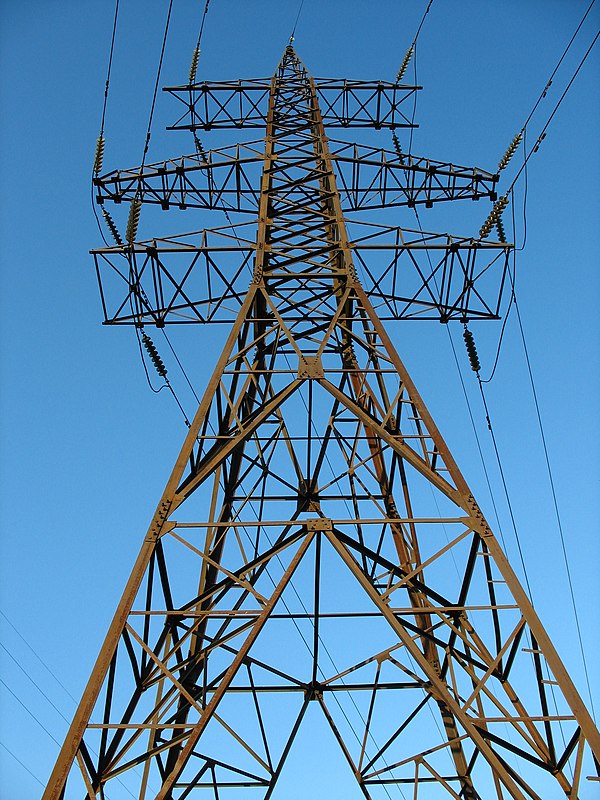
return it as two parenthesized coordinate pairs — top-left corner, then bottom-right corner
(139, 0), (175, 169)
(0, 641), (71, 723)
(474, 379), (534, 600)
(194, 0), (212, 51)
(413, 0), (435, 47)
(481, 50), (598, 722)
(99, 0), (120, 139)
(290, 0), (305, 42)
(0, 677), (62, 747)
(519, 0), (596, 138)
(505, 27), (599, 194)
(512, 291), (597, 723)
(1, 678), (142, 797)
(492, 0), (596, 185)
(0, 740), (45, 788)
(0, 610), (77, 703)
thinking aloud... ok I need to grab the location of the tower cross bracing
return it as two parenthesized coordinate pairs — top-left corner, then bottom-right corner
(45, 46), (599, 800)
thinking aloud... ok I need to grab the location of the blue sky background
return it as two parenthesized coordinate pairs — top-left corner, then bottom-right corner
(0, 0), (598, 795)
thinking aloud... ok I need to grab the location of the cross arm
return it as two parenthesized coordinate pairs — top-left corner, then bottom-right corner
(347, 223), (512, 321)
(164, 78), (419, 131)
(93, 142), (264, 213)
(92, 141), (498, 215)
(91, 224), (511, 327)
(330, 141), (499, 210)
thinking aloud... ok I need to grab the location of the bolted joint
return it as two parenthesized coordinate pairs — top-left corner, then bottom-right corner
(304, 681), (323, 701)
(298, 355), (324, 379)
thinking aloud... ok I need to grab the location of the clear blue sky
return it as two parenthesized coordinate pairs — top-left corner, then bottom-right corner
(0, 0), (598, 796)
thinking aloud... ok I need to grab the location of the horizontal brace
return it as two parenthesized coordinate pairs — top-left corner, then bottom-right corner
(91, 242), (510, 257)
(172, 516), (470, 527)
(164, 78), (421, 92)
(128, 605), (520, 617)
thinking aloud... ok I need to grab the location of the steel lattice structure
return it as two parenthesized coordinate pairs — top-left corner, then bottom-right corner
(45, 46), (599, 799)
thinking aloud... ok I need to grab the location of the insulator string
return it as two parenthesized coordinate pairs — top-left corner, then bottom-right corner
(101, 207), (123, 247)
(479, 195), (509, 239)
(125, 199), (141, 244)
(497, 132), (522, 173)
(396, 46), (414, 82)
(462, 325), (481, 374)
(142, 332), (168, 378)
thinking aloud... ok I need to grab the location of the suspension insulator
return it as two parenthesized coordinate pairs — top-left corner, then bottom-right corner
(396, 45), (414, 82)
(391, 133), (405, 164)
(188, 47), (200, 84)
(463, 326), (481, 374)
(142, 332), (168, 378)
(126, 199), (141, 244)
(479, 194), (509, 239)
(496, 215), (507, 243)
(93, 135), (105, 175)
(498, 131), (523, 172)
(102, 207), (123, 246)
(194, 135), (208, 163)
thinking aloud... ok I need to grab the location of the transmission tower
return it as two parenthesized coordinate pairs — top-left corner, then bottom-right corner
(45, 45), (599, 799)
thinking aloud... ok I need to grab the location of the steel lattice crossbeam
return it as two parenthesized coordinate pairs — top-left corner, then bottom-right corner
(93, 140), (498, 212)
(45, 46), (599, 800)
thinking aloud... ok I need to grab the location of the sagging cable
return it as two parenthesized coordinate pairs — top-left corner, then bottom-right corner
(479, 194), (509, 239)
